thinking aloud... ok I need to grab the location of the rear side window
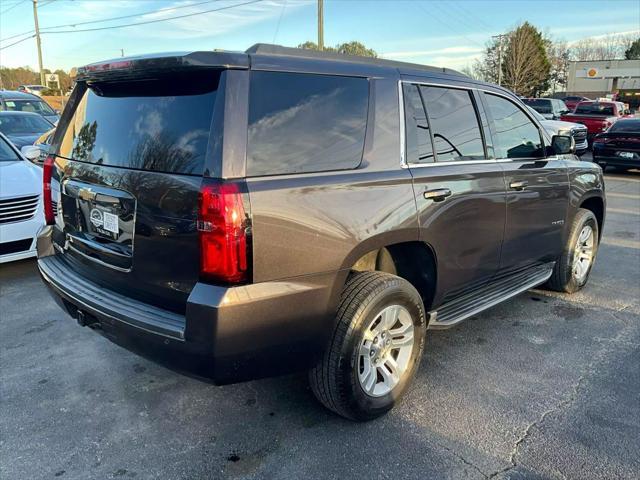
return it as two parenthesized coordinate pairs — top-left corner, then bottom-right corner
(58, 71), (220, 175)
(485, 94), (544, 159)
(247, 71), (368, 176)
(403, 84), (434, 164)
(419, 86), (485, 162)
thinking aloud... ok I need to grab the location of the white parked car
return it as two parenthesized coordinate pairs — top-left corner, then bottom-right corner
(0, 133), (47, 263)
(526, 106), (588, 156)
(17, 85), (47, 97)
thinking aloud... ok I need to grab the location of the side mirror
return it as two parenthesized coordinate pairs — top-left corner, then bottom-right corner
(552, 135), (575, 155)
(21, 145), (41, 162)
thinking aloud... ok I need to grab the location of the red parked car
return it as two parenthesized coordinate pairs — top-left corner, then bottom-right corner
(561, 100), (631, 144)
(562, 96), (590, 112)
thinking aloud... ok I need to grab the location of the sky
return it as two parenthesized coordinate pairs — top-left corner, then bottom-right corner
(0, 0), (639, 72)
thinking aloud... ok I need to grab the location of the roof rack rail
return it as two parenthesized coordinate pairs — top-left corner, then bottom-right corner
(245, 43), (467, 77)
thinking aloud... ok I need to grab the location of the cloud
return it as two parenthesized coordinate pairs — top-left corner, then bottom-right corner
(381, 46), (483, 59)
(127, 0), (310, 40)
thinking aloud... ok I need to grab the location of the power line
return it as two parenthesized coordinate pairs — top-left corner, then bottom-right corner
(272, 0), (287, 44)
(0, 0), (28, 16)
(0, 34), (35, 51)
(1, 0), (221, 43)
(40, 0), (262, 34)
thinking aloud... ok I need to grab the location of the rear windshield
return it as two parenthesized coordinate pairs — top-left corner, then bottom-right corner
(4, 99), (55, 115)
(523, 99), (552, 114)
(610, 120), (640, 133)
(574, 103), (614, 116)
(58, 71), (220, 175)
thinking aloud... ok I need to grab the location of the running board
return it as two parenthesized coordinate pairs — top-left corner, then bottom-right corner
(428, 263), (554, 330)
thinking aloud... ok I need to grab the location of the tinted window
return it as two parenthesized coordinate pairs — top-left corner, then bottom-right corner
(58, 71), (220, 175)
(485, 94), (544, 159)
(420, 86), (485, 162)
(247, 71), (368, 176)
(610, 119), (640, 132)
(523, 99), (552, 114)
(575, 103), (615, 116)
(403, 84), (434, 163)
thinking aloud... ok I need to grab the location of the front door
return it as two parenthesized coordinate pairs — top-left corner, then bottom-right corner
(401, 82), (506, 306)
(480, 92), (570, 274)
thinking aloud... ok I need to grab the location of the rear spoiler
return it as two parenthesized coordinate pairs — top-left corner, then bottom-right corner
(75, 51), (249, 81)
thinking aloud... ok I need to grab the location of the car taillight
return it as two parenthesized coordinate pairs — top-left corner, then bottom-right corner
(198, 181), (250, 284)
(43, 155), (55, 225)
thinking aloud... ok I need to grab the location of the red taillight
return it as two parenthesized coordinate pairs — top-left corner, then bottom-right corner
(43, 155), (55, 225)
(198, 181), (249, 284)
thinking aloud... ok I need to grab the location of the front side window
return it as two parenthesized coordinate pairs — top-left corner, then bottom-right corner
(419, 86), (485, 162)
(247, 71), (369, 176)
(485, 94), (544, 159)
(403, 83), (434, 164)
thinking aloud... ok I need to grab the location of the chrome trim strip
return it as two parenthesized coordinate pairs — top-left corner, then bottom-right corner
(398, 80), (406, 167)
(65, 242), (132, 273)
(398, 79), (548, 168)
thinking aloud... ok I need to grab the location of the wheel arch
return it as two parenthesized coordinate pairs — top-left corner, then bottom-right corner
(578, 194), (605, 240)
(335, 235), (438, 311)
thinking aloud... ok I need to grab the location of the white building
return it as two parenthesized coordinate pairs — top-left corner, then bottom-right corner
(567, 59), (640, 108)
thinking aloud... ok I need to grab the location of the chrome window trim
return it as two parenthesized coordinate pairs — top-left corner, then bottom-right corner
(398, 79), (548, 168)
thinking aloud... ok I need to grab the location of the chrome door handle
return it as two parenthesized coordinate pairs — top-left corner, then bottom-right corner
(424, 188), (452, 202)
(509, 180), (528, 191)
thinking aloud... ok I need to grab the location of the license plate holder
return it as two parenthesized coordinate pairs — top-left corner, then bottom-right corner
(87, 203), (120, 240)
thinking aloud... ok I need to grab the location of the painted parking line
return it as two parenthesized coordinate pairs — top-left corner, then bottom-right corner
(602, 237), (640, 249)
(606, 207), (640, 216)
(607, 192), (640, 200)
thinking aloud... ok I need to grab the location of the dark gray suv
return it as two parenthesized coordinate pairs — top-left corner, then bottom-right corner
(37, 45), (605, 421)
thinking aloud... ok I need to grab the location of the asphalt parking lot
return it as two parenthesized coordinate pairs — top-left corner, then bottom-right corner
(1, 163), (639, 480)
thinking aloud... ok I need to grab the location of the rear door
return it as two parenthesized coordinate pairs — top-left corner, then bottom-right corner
(479, 91), (569, 274)
(51, 69), (225, 312)
(402, 81), (506, 306)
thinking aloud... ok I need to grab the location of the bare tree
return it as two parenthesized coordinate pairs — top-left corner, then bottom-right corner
(547, 40), (570, 94)
(472, 37), (501, 83)
(570, 33), (637, 60)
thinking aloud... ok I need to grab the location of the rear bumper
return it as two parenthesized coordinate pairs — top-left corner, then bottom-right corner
(593, 149), (640, 168)
(37, 226), (338, 384)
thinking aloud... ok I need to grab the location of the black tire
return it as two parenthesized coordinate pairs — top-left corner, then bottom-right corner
(309, 271), (427, 421)
(546, 208), (599, 293)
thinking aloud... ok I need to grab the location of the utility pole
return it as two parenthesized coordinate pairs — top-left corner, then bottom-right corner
(317, 0), (324, 51)
(492, 34), (506, 87)
(32, 0), (46, 86)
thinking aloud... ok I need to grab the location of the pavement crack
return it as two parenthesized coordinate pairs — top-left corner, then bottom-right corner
(488, 313), (635, 479)
(436, 442), (489, 479)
